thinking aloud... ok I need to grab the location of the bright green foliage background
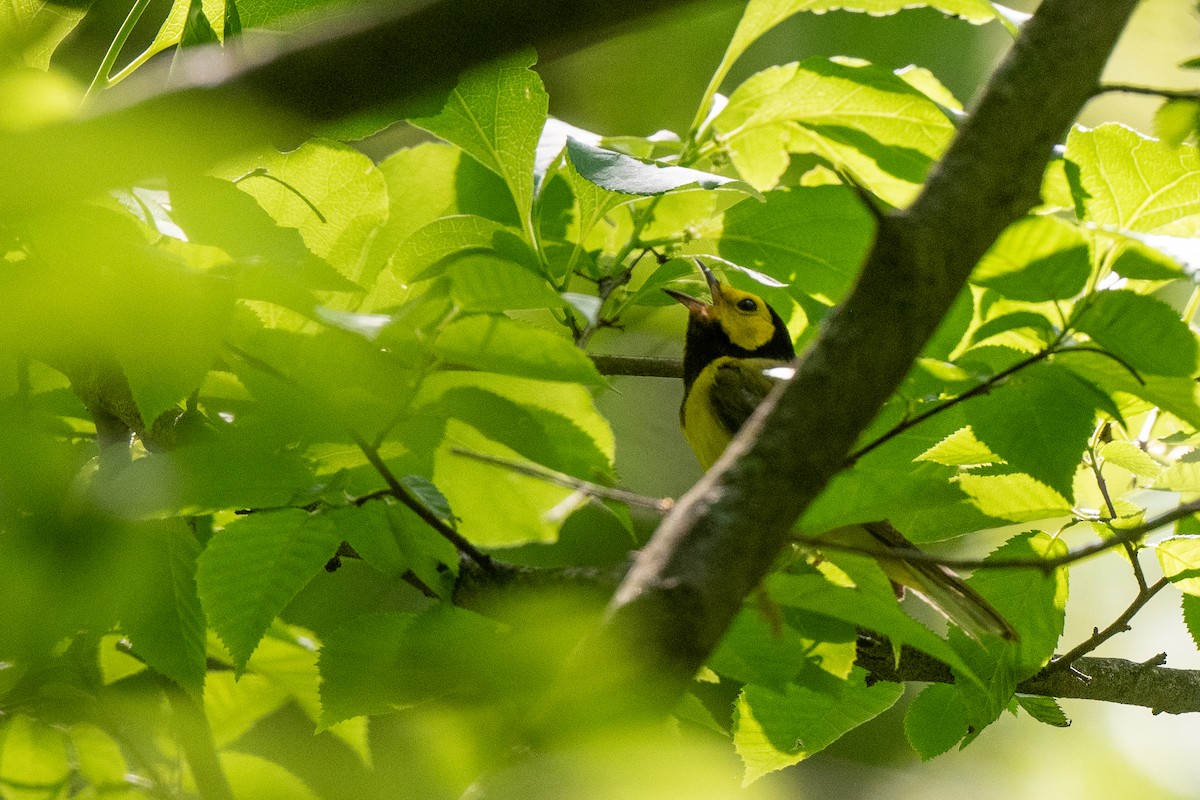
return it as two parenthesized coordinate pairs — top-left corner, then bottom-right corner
(2, 0), (1200, 798)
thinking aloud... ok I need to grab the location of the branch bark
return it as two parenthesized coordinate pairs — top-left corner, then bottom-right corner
(857, 637), (1200, 716)
(455, 561), (1200, 715)
(597, 0), (1143, 710)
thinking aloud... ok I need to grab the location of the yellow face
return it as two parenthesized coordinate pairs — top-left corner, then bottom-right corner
(709, 281), (780, 352)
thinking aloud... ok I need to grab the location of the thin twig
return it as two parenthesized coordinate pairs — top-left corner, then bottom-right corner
(222, 342), (496, 573)
(1089, 428), (1149, 592)
(590, 355), (684, 378)
(796, 498), (1200, 572)
(1040, 577), (1171, 676)
(1097, 83), (1200, 102)
(847, 344), (1059, 465)
(450, 447), (675, 513)
(352, 432), (496, 571)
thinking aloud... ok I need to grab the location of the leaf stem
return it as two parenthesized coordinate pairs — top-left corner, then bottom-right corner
(1039, 576), (1171, 676)
(86, 0), (155, 97)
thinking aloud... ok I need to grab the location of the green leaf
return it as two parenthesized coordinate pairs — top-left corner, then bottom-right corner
(362, 144), (518, 310)
(956, 531), (1069, 678)
(1066, 124), (1200, 234)
(969, 311), (1057, 350)
(1161, 464), (1200, 494)
(1061, 350), (1200, 430)
(0, 2), (91, 68)
(220, 752), (322, 800)
(972, 216), (1090, 301)
(70, 725), (131, 790)
(955, 473), (1072, 522)
(1156, 536), (1200, 595)
(713, 58), (956, 204)
(733, 670), (903, 784)
(447, 254), (564, 311)
(433, 420), (580, 547)
(95, 435), (315, 518)
(205, 671), (290, 748)
(148, 0), (227, 63)
(1156, 99), (1200, 148)
(904, 684), (968, 760)
(917, 426), (1003, 467)
(218, 139), (389, 287)
(1015, 695), (1071, 727)
(1108, 238), (1189, 280)
(1182, 593), (1200, 650)
(965, 362), (1097, 499)
(319, 606), (505, 726)
(176, 0), (221, 50)
(319, 612), (416, 725)
(713, 0), (1000, 116)
(766, 569), (978, 680)
(411, 50), (548, 225)
(709, 607), (856, 690)
(0, 715), (69, 791)
(121, 520), (208, 695)
(1071, 290), (1198, 377)
(11, 204), (236, 423)
(196, 509), (342, 669)
(395, 215), (513, 282)
(1099, 440), (1162, 479)
(416, 371), (615, 465)
(432, 315), (604, 385)
(430, 385), (615, 481)
(718, 186), (875, 302)
(565, 138), (762, 199)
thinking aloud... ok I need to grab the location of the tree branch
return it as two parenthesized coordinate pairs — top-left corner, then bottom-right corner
(590, 355), (683, 378)
(857, 636), (1200, 715)
(594, 0), (1144, 712)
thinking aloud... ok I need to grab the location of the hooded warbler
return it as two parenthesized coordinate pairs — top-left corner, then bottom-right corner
(665, 259), (1017, 642)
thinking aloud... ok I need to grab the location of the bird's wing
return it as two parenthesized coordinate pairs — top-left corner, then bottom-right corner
(709, 357), (790, 433)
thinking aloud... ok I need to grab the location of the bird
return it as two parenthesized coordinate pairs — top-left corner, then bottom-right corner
(665, 259), (1017, 642)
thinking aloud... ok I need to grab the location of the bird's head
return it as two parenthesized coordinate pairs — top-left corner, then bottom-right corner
(664, 259), (793, 356)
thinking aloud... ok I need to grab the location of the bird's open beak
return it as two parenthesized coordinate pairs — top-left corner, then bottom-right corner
(663, 259), (722, 318)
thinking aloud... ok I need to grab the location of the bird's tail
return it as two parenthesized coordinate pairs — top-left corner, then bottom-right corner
(825, 521), (1019, 643)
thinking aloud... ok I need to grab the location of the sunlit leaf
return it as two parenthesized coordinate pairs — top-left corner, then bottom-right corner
(1156, 536), (1200, 595)
(1071, 290), (1198, 377)
(955, 473), (1072, 522)
(432, 315), (604, 385)
(965, 363), (1097, 499)
(714, 58), (956, 203)
(972, 216), (1090, 301)
(733, 670), (903, 783)
(718, 186), (874, 302)
(219, 139), (389, 287)
(1066, 124), (1200, 234)
(411, 49), (548, 226)
(433, 420), (579, 547)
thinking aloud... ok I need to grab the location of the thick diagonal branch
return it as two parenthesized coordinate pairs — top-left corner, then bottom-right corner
(599, 0), (1142, 709)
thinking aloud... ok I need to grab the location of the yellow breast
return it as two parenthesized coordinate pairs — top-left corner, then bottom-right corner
(681, 357), (738, 471)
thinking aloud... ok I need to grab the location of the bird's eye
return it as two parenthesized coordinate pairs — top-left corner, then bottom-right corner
(736, 298), (757, 312)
